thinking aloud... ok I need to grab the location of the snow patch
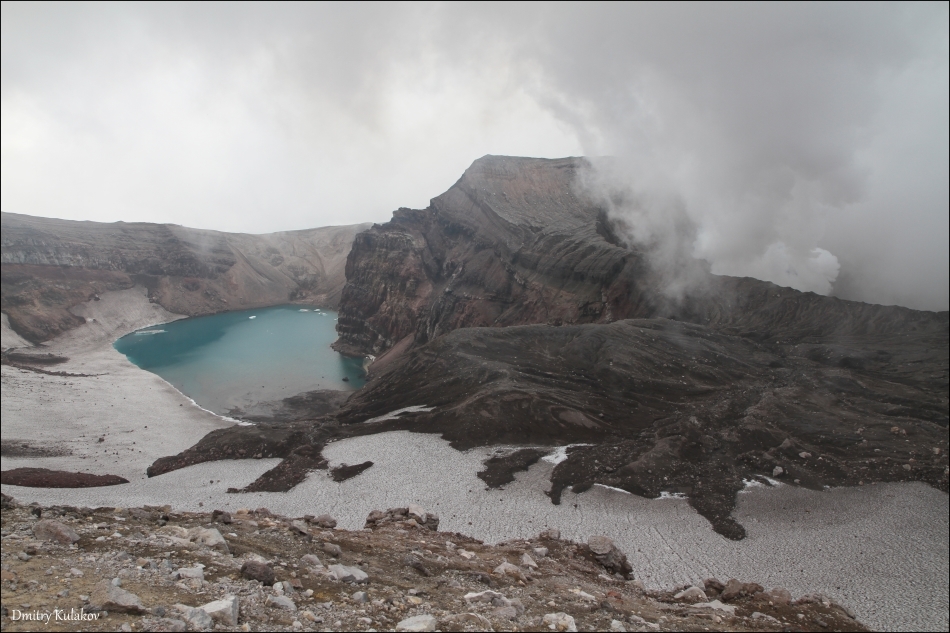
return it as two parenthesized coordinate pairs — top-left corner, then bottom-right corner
(248, 316), (256, 319)
(363, 405), (435, 424)
(594, 483), (631, 495)
(656, 491), (687, 500)
(134, 329), (165, 336)
(541, 444), (593, 465)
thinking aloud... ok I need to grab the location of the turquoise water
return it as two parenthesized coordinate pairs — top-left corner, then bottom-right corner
(114, 305), (365, 416)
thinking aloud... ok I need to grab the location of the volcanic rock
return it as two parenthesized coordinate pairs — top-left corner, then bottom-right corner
(32, 519), (80, 544)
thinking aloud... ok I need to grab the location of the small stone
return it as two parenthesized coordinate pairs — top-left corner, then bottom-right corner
(772, 466), (784, 477)
(265, 594), (297, 611)
(493, 561), (523, 579)
(241, 561), (276, 585)
(323, 542), (343, 557)
(799, 451), (812, 458)
(542, 612), (577, 632)
(441, 613), (492, 628)
(121, 624), (132, 633)
(464, 590), (504, 603)
(200, 595), (239, 626)
(291, 520), (311, 535)
(533, 547), (549, 557)
(751, 611), (780, 623)
(407, 596), (423, 605)
(610, 619), (627, 632)
(32, 520), (80, 545)
(674, 586), (707, 603)
(396, 614), (438, 632)
(352, 591), (369, 603)
(903, 463), (912, 471)
(521, 552), (538, 568)
(493, 605), (519, 620)
(539, 528), (561, 540)
(690, 599), (736, 615)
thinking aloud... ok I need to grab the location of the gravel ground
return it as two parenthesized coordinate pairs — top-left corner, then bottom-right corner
(2, 290), (948, 631)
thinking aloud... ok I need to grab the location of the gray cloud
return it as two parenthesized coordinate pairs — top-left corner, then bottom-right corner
(2, 3), (946, 310)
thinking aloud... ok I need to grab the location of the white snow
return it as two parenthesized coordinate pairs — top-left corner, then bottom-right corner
(362, 405), (436, 424)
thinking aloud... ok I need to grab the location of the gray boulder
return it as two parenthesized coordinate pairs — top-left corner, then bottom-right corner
(91, 580), (147, 614)
(32, 520), (80, 545)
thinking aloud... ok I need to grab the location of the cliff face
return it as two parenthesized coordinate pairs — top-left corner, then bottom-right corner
(0, 212), (370, 342)
(334, 156), (656, 356)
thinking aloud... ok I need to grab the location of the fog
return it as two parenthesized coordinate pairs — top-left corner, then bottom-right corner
(2, 3), (947, 310)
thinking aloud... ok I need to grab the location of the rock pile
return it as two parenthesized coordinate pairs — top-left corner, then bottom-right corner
(0, 495), (867, 632)
(364, 504), (440, 531)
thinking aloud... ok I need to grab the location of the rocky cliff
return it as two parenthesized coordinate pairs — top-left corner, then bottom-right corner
(334, 156), (942, 361)
(324, 156), (948, 539)
(1, 212), (370, 343)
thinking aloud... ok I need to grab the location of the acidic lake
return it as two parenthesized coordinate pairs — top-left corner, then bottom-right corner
(114, 305), (365, 416)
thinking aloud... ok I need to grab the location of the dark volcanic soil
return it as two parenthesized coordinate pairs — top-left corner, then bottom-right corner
(1, 467), (128, 488)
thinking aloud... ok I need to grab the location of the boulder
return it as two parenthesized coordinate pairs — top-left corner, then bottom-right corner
(91, 580), (146, 614)
(32, 520), (80, 544)
(301, 554), (323, 567)
(407, 504), (427, 523)
(768, 587), (792, 605)
(585, 536), (632, 576)
(323, 543), (342, 557)
(175, 567), (204, 581)
(312, 514), (337, 529)
(542, 612), (577, 632)
(720, 578), (745, 602)
(702, 578), (724, 597)
(240, 561), (276, 585)
(189, 527), (229, 553)
(587, 535), (614, 555)
(290, 520), (311, 536)
(174, 604), (214, 629)
(396, 614), (438, 632)
(200, 595), (239, 626)
(674, 586), (707, 603)
(328, 564), (368, 583)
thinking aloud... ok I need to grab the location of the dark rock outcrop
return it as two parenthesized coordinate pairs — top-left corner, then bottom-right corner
(1, 467), (129, 488)
(1, 212), (370, 343)
(328, 156), (948, 539)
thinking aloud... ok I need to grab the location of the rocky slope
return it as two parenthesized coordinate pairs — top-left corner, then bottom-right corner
(0, 495), (866, 632)
(1, 212), (370, 343)
(324, 156), (949, 539)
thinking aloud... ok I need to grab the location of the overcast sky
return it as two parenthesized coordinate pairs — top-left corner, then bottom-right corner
(2, 2), (947, 310)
